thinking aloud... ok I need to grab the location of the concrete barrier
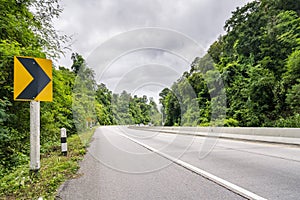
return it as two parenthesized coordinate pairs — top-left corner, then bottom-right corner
(128, 126), (300, 145)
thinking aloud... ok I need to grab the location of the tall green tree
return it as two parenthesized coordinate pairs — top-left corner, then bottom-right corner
(95, 83), (114, 125)
(72, 53), (97, 131)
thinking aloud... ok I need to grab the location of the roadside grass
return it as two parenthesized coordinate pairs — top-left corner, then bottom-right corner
(0, 127), (96, 200)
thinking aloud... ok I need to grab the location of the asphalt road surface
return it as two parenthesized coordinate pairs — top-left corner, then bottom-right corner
(57, 126), (300, 200)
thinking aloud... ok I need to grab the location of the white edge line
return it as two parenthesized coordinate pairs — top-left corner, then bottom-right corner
(120, 133), (268, 200)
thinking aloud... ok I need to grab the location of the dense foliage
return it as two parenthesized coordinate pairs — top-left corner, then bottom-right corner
(160, 0), (300, 127)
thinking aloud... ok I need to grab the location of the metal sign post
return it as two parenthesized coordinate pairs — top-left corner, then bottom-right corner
(30, 101), (40, 171)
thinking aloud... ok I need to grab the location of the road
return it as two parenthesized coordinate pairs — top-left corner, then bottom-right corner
(57, 126), (300, 200)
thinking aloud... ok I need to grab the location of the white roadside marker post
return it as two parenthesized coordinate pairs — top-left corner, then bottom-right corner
(61, 128), (67, 156)
(30, 101), (40, 172)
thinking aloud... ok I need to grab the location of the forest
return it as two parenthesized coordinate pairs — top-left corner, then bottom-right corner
(160, 0), (300, 127)
(0, 0), (300, 176)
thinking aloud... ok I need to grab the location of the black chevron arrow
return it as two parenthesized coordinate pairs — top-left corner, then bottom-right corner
(16, 57), (51, 100)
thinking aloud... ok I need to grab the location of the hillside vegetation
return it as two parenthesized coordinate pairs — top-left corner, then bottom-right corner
(160, 0), (300, 127)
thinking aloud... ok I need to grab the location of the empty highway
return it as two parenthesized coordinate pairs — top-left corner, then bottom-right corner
(58, 126), (300, 200)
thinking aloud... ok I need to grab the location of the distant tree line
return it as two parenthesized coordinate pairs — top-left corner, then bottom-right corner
(71, 53), (162, 128)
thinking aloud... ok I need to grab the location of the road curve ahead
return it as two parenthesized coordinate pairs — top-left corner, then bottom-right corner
(57, 126), (300, 200)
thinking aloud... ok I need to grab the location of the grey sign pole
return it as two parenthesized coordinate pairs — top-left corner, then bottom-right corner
(30, 101), (40, 171)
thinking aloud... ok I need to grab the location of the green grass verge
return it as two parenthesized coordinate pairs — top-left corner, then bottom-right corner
(0, 127), (96, 200)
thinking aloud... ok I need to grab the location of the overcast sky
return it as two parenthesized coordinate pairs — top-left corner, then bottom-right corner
(53, 0), (250, 102)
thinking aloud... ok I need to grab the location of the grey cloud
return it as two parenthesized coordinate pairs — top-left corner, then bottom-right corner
(92, 45), (189, 93)
(54, 0), (250, 100)
(55, 0), (249, 60)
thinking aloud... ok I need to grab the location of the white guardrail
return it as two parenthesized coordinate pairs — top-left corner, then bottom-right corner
(129, 126), (300, 145)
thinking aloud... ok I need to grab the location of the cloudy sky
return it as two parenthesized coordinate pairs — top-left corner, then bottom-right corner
(53, 0), (250, 101)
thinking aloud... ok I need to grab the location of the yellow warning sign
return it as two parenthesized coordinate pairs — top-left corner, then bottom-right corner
(14, 56), (52, 101)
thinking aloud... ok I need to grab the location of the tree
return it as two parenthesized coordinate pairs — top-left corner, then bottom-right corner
(149, 98), (162, 125)
(112, 91), (133, 125)
(159, 88), (181, 126)
(95, 83), (114, 125)
(72, 54), (97, 131)
(71, 53), (85, 74)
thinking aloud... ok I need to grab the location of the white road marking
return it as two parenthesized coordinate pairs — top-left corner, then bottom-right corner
(120, 133), (268, 200)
